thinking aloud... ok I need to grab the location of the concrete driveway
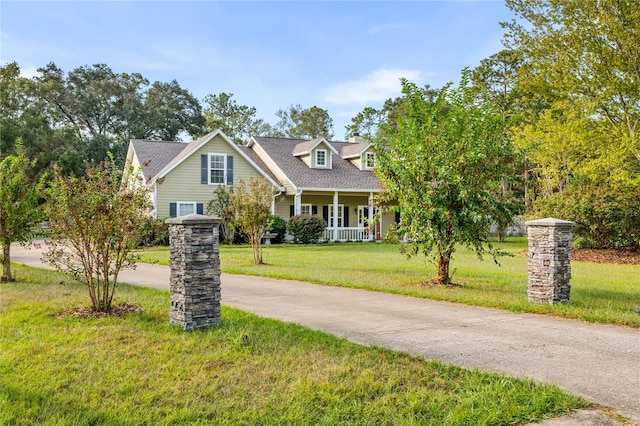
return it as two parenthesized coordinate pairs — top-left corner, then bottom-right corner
(9, 242), (640, 424)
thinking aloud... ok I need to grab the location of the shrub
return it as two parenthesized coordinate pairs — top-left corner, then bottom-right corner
(137, 217), (170, 247)
(287, 215), (327, 244)
(269, 216), (287, 244)
(43, 158), (151, 312)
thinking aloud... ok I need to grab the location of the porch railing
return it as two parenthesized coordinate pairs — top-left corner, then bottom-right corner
(322, 227), (373, 242)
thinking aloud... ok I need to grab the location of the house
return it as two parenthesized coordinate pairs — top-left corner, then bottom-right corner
(124, 130), (397, 241)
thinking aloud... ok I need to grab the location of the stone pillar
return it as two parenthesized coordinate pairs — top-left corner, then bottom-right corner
(165, 214), (222, 330)
(525, 218), (575, 305)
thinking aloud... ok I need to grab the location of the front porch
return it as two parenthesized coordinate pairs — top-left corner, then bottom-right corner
(322, 226), (379, 242)
(275, 190), (391, 242)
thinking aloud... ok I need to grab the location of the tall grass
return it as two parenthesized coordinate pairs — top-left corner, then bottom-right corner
(138, 239), (640, 327)
(1, 264), (587, 425)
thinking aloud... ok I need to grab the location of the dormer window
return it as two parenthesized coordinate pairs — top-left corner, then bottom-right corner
(315, 149), (327, 167)
(365, 152), (376, 169)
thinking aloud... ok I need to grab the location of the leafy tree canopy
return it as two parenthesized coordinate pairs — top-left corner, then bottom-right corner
(0, 141), (42, 281)
(35, 62), (204, 168)
(273, 104), (334, 140)
(374, 71), (515, 285)
(203, 92), (271, 144)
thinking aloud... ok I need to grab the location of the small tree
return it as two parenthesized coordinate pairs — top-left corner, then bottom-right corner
(229, 178), (274, 264)
(0, 141), (42, 282)
(374, 71), (514, 285)
(207, 185), (235, 244)
(43, 157), (151, 311)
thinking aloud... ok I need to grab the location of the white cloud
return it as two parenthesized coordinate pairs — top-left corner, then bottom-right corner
(19, 66), (39, 79)
(324, 68), (425, 106)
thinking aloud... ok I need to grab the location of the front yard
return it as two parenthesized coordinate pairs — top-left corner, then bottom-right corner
(1, 265), (587, 424)
(138, 238), (640, 327)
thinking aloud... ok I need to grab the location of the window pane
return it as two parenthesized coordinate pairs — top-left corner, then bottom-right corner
(301, 204), (312, 215)
(316, 150), (326, 166)
(366, 153), (375, 168)
(210, 154), (225, 184)
(179, 203), (195, 216)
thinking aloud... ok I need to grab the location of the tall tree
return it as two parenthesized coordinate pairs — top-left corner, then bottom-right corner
(374, 72), (514, 285)
(471, 49), (527, 239)
(0, 141), (42, 281)
(35, 63), (203, 168)
(273, 104), (334, 139)
(203, 92), (271, 144)
(0, 62), (83, 178)
(345, 85), (438, 142)
(504, 0), (640, 248)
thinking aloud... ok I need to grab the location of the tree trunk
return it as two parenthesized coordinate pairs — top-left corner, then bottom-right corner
(2, 243), (12, 281)
(435, 250), (451, 285)
(252, 236), (263, 265)
(497, 225), (506, 242)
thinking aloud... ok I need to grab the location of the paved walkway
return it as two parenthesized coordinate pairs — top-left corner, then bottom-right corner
(10, 243), (640, 424)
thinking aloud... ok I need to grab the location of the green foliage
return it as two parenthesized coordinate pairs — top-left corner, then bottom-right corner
(0, 141), (42, 281)
(535, 180), (640, 249)
(207, 185), (235, 244)
(273, 104), (335, 139)
(229, 178), (274, 264)
(0, 62), (84, 179)
(1, 266), (586, 424)
(35, 62), (204, 169)
(345, 85), (439, 142)
(287, 215), (327, 244)
(136, 217), (169, 247)
(268, 215), (287, 244)
(374, 71), (516, 285)
(505, 0), (640, 247)
(203, 92), (271, 144)
(43, 157), (152, 311)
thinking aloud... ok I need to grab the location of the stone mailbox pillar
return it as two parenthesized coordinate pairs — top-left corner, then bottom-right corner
(165, 214), (222, 330)
(525, 218), (575, 305)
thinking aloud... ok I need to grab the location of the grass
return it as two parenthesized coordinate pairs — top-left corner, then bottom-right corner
(137, 238), (640, 328)
(1, 264), (587, 425)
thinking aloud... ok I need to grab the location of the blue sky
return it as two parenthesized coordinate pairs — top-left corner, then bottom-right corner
(1, 1), (515, 139)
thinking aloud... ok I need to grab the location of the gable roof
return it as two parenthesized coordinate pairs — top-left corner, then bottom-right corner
(250, 136), (381, 192)
(292, 137), (339, 157)
(130, 139), (189, 183)
(340, 142), (372, 159)
(131, 130), (282, 189)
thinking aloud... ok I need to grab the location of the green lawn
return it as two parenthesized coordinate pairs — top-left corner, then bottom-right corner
(138, 238), (640, 327)
(1, 265), (587, 425)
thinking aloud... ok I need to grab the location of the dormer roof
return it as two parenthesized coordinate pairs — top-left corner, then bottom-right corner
(292, 137), (338, 157)
(340, 142), (372, 159)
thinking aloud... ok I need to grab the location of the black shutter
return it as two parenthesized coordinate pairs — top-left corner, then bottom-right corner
(344, 207), (349, 227)
(395, 211), (401, 224)
(322, 206), (329, 223)
(290, 205), (295, 217)
(196, 203), (204, 215)
(226, 155), (234, 185)
(201, 155), (208, 184)
(170, 202), (177, 218)
(312, 205), (318, 215)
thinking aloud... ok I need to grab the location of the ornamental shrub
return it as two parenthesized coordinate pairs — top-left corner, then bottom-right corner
(287, 215), (327, 244)
(269, 216), (287, 244)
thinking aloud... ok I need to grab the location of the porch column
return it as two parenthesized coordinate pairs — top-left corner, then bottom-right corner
(294, 191), (302, 216)
(368, 192), (374, 241)
(333, 191), (339, 241)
